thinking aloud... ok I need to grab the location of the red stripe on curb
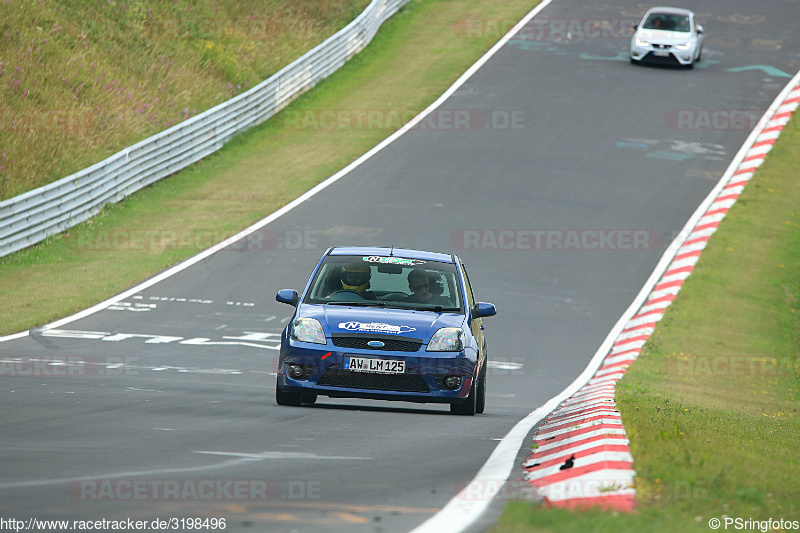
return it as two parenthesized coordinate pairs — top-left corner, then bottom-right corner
(527, 444), (632, 469)
(642, 292), (676, 306)
(621, 321), (657, 334)
(543, 406), (618, 424)
(715, 192), (742, 203)
(672, 249), (703, 262)
(652, 279), (685, 292)
(545, 494), (636, 512)
(733, 166), (757, 176)
(535, 423), (624, 444)
(742, 152), (766, 162)
(692, 220), (721, 233)
(612, 334), (649, 348)
(606, 348), (642, 361)
(599, 359), (634, 373)
(752, 139), (776, 148)
(681, 236), (711, 249)
(546, 406), (619, 423)
(530, 434), (629, 457)
(532, 461), (634, 486)
(725, 178), (751, 189)
(662, 264), (696, 277)
(703, 206), (730, 217)
(538, 415), (622, 436)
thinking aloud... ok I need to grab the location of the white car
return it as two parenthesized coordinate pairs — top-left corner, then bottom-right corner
(630, 7), (704, 68)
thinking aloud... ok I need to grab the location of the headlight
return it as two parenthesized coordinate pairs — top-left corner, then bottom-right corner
(635, 38), (650, 47)
(291, 318), (326, 344)
(674, 42), (692, 50)
(427, 328), (464, 352)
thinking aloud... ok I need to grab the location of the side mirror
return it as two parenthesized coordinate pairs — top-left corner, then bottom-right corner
(632, 23), (638, 29)
(276, 289), (300, 307)
(474, 302), (497, 318)
(696, 24), (704, 35)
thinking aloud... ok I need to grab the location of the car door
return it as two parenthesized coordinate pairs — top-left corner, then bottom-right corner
(458, 259), (485, 370)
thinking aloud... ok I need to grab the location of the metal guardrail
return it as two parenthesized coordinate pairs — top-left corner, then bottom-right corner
(0, 0), (410, 258)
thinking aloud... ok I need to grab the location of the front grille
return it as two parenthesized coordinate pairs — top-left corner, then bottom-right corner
(652, 43), (671, 49)
(644, 52), (680, 65)
(331, 335), (422, 352)
(317, 368), (429, 393)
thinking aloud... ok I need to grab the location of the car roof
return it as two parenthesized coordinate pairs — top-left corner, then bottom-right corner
(645, 6), (694, 16)
(328, 246), (455, 264)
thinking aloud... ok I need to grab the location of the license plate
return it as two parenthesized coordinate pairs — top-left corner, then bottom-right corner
(653, 51), (669, 57)
(344, 356), (406, 374)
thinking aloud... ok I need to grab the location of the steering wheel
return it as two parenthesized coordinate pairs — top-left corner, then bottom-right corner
(327, 289), (367, 300)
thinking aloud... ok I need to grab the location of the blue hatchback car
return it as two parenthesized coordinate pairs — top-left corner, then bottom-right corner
(275, 247), (496, 415)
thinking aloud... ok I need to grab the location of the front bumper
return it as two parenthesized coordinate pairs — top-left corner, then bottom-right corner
(630, 43), (697, 66)
(277, 339), (477, 403)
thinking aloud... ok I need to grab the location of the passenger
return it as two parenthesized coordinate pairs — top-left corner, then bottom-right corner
(405, 269), (452, 306)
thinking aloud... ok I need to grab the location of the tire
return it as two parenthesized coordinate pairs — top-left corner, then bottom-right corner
(275, 378), (303, 406)
(450, 377), (477, 416)
(301, 393), (317, 405)
(475, 363), (486, 414)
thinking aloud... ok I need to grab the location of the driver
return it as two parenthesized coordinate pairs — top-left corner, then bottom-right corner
(338, 262), (377, 300)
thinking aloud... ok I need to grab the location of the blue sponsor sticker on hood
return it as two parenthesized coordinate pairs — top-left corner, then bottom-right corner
(338, 321), (417, 334)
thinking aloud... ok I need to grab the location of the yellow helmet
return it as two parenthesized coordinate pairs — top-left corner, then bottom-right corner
(341, 263), (371, 292)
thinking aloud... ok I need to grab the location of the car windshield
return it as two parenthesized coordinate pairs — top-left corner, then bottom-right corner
(304, 255), (463, 312)
(642, 13), (691, 32)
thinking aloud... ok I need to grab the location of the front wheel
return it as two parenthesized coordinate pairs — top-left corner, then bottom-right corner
(475, 363), (486, 414)
(450, 378), (477, 416)
(275, 378), (303, 406)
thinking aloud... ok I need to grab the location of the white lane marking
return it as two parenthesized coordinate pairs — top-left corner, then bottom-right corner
(486, 360), (524, 371)
(37, 329), (281, 350)
(194, 451), (369, 460)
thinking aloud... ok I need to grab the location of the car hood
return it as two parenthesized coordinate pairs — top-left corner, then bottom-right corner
(300, 305), (465, 341)
(636, 29), (695, 44)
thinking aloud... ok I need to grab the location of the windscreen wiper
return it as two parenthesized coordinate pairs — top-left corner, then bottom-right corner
(326, 301), (387, 307)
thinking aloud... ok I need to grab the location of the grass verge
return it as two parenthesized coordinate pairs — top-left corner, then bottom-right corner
(494, 111), (800, 531)
(0, 0), (370, 199)
(0, 0), (538, 335)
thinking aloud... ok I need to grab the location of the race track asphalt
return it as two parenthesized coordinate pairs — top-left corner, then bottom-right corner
(2, 0), (798, 531)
